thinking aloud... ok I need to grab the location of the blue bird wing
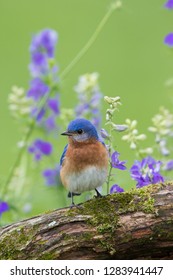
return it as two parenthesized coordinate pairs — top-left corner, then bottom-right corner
(60, 144), (68, 166)
(100, 140), (106, 147)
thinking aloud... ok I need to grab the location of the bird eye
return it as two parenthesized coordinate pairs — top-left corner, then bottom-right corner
(77, 129), (83, 134)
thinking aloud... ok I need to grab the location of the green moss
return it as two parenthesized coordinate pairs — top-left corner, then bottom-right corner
(0, 225), (38, 259)
(75, 197), (118, 231)
(118, 183), (163, 214)
(67, 182), (164, 222)
(40, 251), (59, 260)
(65, 183), (163, 254)
(152, 220), (173, 239)
(80, 232), (93, 240)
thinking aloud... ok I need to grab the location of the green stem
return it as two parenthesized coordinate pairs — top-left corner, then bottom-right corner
(2, 1), (122, 197)
(106, 161), (113, 194)
(106, 123), (114, 194)
(1, 92), (51, 196)
(1, 120), (35, 196)
(60, 2), (120, 80)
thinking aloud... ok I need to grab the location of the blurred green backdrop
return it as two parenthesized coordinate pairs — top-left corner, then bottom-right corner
(0, 0), (173, 220)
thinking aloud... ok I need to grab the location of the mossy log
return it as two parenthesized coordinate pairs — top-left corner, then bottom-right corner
(0, 182), (173, 260)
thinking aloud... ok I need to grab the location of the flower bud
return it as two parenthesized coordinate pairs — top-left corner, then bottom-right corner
(136, 134), (147, 140)
(100, 128), (110, 139)
(139, 147), (153, 156)
(122, 134), (130, 141)
(104, 96), (121, 108)
(130, 142), (137, 149)
(132, 129), (138, 135)
(112, 124), (128, 132)
(148, 126), (157, 132)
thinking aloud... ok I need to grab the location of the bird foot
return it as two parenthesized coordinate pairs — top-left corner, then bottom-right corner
(70, 203), (82, 209)
(94, 188), (102, 198)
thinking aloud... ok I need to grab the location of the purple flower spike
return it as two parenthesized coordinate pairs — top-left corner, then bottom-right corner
(164, 33), (173, 47)
(28, 139), (52, 161)
(74, 73), (102, 128)
(111, 151), (127, 170)
(0, 201), (9, 216)
(27, 29), (59, 133)
(34, 29), (58, 57)
(164, 0), (173, 9)
(130, 156), (164, 188)
(27, 78), (49, 101)
(110, 184), (124, 194)
(29, 29), (58, 77)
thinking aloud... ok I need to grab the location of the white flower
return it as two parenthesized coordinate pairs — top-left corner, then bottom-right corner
(74, 72), (99, 93)
(122, 119), (146, 150)
(8, 86), (32, 119)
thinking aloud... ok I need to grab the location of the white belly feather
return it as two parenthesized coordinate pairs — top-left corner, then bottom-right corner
(67, 166), (107, 193)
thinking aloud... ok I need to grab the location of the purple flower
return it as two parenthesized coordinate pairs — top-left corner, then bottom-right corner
(29, 29), (58, 77)
(164, 160), (173, 171)
(28, 139), (52, 161)
(100, 128), (110, 139)
(91, 114), (101, 129)
(111, 151), (127, 170)
(47, 97), (60, 115)
(33, 107), (46, 122)
(90, 92), (102, 107)
(0, 201), (9, 216)
(30, 96), (60, 132)
(44, 115), (57, 132)
(43, 165), (61, 186)
(164, 0), (173, 9)
(164, 33), (173, 47)
(30, 52), (47, 74)
(27, 78), (49, 101)
(110, 184), (125, 194)
(76, 104), (89, 116)
(130, 156), (164, 188)
(30, 29), (58, 57)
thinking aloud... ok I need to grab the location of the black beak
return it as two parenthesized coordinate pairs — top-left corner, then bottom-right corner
(61, 131), (73, 136)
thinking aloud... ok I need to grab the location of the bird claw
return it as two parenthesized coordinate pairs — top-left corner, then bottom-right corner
(94, 188), (102, 198)
(70, 203), (82, 209)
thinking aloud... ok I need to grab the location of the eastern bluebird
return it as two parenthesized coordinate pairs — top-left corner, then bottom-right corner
(60, 118), (108, 205)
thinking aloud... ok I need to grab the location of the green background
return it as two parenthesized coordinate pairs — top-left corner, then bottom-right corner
(0, 0), (173, 220)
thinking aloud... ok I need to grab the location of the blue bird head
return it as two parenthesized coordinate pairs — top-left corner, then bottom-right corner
(61, 118), (99, 142)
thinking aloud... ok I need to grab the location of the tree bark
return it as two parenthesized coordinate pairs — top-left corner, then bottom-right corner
(0, 182), (173, 260)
